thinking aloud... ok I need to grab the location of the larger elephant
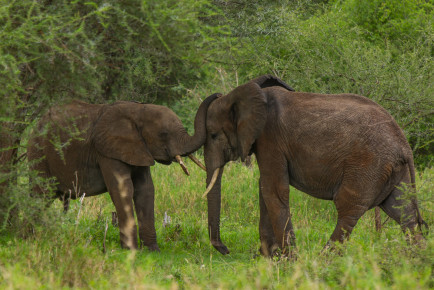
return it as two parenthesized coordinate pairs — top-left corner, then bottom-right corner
(203, 75), (427, 256)
(28, 95), (218, 251)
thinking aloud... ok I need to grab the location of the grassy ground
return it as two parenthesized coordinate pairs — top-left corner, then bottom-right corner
(0, 158), (432, 289)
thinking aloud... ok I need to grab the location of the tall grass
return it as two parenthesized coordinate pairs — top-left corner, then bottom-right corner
(0, 158), (432, 288)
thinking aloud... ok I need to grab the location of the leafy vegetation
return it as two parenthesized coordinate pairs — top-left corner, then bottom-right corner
(0, 0), (433, 288)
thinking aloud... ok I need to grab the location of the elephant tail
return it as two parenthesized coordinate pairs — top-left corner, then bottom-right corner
(407, 159), (429, 234)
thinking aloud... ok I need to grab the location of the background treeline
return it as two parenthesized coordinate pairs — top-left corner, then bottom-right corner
(0, 0), (433, 223)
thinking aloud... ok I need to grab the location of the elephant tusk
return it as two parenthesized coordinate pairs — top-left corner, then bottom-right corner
(202, 168), (220, 198)
(175, 155), (189, 176)
(188, 154), (206, 171)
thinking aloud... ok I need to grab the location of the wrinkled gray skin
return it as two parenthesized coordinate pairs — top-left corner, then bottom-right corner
(28, 95), (218, 251)
(204, 75), (427, 256)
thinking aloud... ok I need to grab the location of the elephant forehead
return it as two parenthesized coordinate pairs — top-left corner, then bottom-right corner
(206, 112), (223, 133)
(207, 98), (229, 124)
(142, 105), (178, 122)
(144, 104), (167, 117)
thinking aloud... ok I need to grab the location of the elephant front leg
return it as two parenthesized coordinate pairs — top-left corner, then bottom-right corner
(132, 167), (159, 252)
(99, 157), (138, 250)
(259, 179), (278, 257)
(257, 154), (296, 257)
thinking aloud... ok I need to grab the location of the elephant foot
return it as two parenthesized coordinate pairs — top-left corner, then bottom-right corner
(212, 241), (230, 255)
(120, 241), (139, 250)
(281, 247), (298, 261)
(257, 249), (297, 261)
(259, 242), (297, 260)
(120, 235), (139, 250)
(321, 241), (344, 257)
(146, 244), (161, 252)
(259, 241), (279, 257)
(404, 231), (427, 249)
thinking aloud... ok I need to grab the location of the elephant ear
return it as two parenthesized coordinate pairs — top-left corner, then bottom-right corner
(227, 82), (268, 161)
(91, 104), (155, 166)
(250, 74), (295, 91)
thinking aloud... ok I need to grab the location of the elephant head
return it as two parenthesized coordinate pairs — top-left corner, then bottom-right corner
(203, 75), (294, 254)
(90, 94), (219, 173)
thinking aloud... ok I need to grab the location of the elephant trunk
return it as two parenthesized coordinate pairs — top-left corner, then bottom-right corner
(178, 93), (220, 156)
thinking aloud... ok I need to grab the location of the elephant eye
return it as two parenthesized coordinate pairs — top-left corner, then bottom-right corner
(211, 133), (218, 140)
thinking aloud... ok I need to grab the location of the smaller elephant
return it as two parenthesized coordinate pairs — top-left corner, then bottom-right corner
(28, 95), (218, 251)
(203, 75), (427, 256)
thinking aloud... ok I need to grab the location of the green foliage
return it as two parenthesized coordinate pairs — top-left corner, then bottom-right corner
(0, 0), (227, 106)
(339, 0), (433, 45)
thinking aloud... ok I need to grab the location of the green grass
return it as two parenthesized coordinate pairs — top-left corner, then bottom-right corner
(0, 158), (433, 289)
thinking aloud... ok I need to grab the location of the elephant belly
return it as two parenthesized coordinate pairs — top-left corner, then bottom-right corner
(55, 166), (107, 198)
(46, 146), (108, 198)
(288, 164), (340, 201)
(289, 179), (336, 200)
(76, 168), (107, 197)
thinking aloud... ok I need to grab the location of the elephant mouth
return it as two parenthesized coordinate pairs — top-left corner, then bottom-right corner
(155, 159), (172, 165)
(156, 154), (206, 176)
(224, 147), (238, 163)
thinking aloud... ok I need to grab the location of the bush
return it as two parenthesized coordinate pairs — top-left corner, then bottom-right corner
(339, 0), (433, 46)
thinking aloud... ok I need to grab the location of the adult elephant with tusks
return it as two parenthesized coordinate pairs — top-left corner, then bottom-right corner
(27, 94), (218, 251)
(202, 75), (428, 257)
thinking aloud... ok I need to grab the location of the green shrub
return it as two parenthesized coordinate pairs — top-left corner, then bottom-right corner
(338, 0), (433, 46)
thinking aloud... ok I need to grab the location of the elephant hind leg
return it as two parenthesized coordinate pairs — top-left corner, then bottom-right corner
(327, 185), (369, 248)
(379, 186), (425, 245)
(58, 192), (70, 212)
(378, 163), (426, 245)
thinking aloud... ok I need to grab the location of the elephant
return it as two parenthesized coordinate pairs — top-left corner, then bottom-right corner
(27, 94), (218, 251)
(202, 75), (427, 256)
